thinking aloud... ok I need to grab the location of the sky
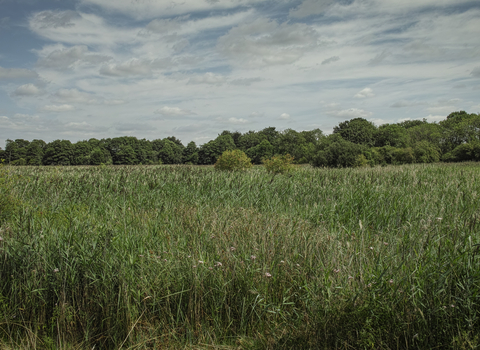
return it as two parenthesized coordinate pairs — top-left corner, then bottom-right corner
(0, 0), (479, 147)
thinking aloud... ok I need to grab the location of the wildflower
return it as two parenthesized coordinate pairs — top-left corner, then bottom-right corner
(250, 255), (256, 260)
(383, 242), (388, 246)
(164, 259), (167, 262)
(209, 267), (213, 270)
(187, 255), (191, 258)
(53, 268), (59, 273)
(193, 265), (197, 268)
(296, 264), (300, 267)
(367, 283), (372, 288)
(139, 255), (144, 257)
(333, 269), (340, 273)
(436, 217), (443, 221)
(389, 279), (394, 284)
(215, 262), (222, 267)
(0, 237), (3, 241)
(451, 304), (455, 308)
(348, 275), (354, 280)
(198, 260), (204, 264)
(280, 260), (285, 264)
(265, 272), (272, 277)
(369, 247), (374, 250)
(230, 247), (236, 251)
(443, 306), (447, 309)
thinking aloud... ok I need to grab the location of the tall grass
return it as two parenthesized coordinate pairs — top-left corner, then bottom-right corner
(0, 163), (479, 349)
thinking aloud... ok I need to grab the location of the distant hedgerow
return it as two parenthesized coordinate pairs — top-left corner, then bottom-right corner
(214, 149), (253, 171)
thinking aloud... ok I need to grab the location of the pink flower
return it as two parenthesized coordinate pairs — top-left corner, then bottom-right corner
(198, 260), (204, 264)
(369, 247), (374, 250)
(333, 269), (340, 273)
(265, 272), (272, 277)
(53, 268), (59, 273)
(389, 279), (394, 284)
(250, 255), (256, 260)
(230, 247), (236, 251)
(215, 262), (222, 267)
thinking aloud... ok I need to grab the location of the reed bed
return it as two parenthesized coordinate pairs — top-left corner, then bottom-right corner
(0, 163), (479, 349)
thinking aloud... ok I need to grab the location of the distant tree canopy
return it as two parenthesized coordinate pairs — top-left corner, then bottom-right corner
(1, 111), (479, 167)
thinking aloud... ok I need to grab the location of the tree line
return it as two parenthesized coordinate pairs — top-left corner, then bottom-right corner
(1, 111), (479, 167)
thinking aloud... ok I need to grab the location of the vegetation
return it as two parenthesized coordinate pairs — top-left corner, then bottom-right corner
(262, 154), (295, 175)
(0, 163), (479, 349)
(214, 150), (253, 171)
(2, 111), (479, 168)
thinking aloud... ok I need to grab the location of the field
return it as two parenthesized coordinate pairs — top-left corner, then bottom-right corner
(0, 163), (479, 349)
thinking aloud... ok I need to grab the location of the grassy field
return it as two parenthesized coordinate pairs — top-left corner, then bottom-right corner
(0, 163), (479, 349)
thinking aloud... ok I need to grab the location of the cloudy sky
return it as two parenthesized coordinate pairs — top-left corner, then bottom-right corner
(0, 0), (479, 146)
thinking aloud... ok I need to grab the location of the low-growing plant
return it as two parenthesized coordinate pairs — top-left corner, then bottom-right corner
(214, 149), (252, 171)
(262, 154), (295, 175)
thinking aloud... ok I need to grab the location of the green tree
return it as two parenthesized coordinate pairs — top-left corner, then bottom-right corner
(333, 118), (377, 146)
(43, 140), (74, 165)
(115, 144), (137, 165)
(263, 154), (295, 175)
(245, 139), (274, 164)
(72, 140), (93, 165)
(158, 139), (183, 164)
(375, 124), (408, 148)
(26, 139), (46, 165)
(214, 149), (252, 171)
(312, 134), (365, 168)
(183, 141), (199, 164)
(198, 134), (236, 165)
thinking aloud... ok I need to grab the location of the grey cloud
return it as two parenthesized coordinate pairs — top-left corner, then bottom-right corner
(354, 88), (375, 99)
(471, 67), (480, 78)
(390, 100), (426, 108)
(289, 0), (335, 19)
(321, 56), (340, 65)
(369, 49), (390, 66)
(229, 77), (262, 86)
(37, 45), (111, 70)
(31, 10), (78, 29)
(11, 83), (45, 96)
(0, 67), (39, 80)
(218, 18), (320, 66)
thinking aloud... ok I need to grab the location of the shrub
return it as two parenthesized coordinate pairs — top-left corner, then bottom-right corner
(263, 154), (294, 175)
(214, 149), (252, 171)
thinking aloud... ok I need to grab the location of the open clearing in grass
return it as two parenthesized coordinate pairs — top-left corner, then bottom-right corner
(0, 163), (479, 349)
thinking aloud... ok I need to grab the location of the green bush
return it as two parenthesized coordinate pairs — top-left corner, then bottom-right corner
(214, 149), (252, 171)
(262, 154), (294, 174)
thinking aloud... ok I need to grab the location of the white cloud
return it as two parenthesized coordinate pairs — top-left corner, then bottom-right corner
(40, 104), (75, 112)
(218, 18), (320, 66)
(326, 108), (373, 119)
(0, 67), (38, 80)
(37, 45), (111, 70)
(12, 83), (45, 96)
(154, 106), (193, 116)
(228, 117), (248, 124)
(100, 58), (173, 77)
(424, 114), (447, 123)
(280, 113), (290, 120)
(52, 88), (100, 104)
(249, 111), (264, 118)
(188, 72), (227, 85)
(354, 88), (375, 99)
(79, 0), (267, 19)
(289, 0), (335, 19)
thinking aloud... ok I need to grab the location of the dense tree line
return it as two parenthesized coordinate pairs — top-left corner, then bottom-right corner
(1, 111), (479, 167)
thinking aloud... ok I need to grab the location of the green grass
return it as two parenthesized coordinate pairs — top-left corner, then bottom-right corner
(0, 163), (479, 349)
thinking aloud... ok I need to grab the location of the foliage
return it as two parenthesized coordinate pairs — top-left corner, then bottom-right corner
(198, 134), (236, 165)
(1, 164), (479, 349)
(245, 139), (274, 164)
(263, 153), (295, 174)
(312, 134), (366, 167)
(333, 117), (377, 146)
(214, 149), (253, 171)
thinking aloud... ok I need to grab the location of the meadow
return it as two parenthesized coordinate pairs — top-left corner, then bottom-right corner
(0, 163), (479, 349)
